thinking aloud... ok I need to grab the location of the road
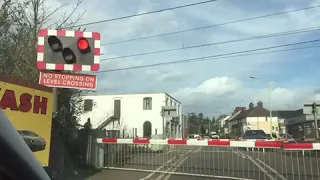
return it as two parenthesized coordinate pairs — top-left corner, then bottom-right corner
(86, 145), (320, 180)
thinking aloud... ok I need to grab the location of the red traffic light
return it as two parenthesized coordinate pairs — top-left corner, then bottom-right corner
(62, 48), (76, 64)
(48, 36), (63, 52)
(77, 38), (90, 54)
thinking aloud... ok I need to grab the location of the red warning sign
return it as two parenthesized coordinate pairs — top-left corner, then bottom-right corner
(39, 72), (97, 90)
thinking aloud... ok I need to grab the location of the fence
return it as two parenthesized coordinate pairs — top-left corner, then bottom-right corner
(96, 138), (320, 180)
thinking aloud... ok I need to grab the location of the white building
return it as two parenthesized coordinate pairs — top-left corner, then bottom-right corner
(217, 116), (230, 134)
(79, 92), (182, 138)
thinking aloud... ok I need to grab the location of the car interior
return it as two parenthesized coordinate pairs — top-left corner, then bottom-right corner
(0, 109), (51, 180)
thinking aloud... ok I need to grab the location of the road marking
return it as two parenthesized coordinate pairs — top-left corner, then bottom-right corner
(156, 156), (189, 180)
(138, 156), (176, 180)
(233, 151), (246, 158)
(255, 159), (287, 180)
(155, 149), (193, 180)
(162, 156), (188, 180)
(158, 150), (173, 156)
(247, 156), (276, 180)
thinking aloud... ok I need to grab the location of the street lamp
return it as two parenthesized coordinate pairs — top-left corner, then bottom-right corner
(249, 76), (273, 135)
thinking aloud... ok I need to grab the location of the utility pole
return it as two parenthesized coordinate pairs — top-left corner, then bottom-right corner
(250, 76), (273, 134)
(268, 85), (273, 135)
(209, 119), (211, 134)
(161, 108), (165, 139)
(312, 103), (319, 142)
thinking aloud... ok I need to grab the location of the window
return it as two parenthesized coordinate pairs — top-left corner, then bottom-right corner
(170, 100), (173, 106)
(84, 99), (93, 111)
(165, 98), (169, 106)
(20, 130), (39, 137)
(143, 97), (152, 110)
(275, 127), (278, 131)
(177, 104), (180, 114)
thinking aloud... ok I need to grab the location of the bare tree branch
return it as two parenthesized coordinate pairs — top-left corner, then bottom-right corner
(56, 0), (83, 29)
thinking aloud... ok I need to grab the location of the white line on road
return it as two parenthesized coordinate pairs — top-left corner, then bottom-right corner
(156, 149), (193, 180)
(255, 159), (287, 180)
(159, 150), (173, 156)
(233, 151), (246, 158)
(162, 157), (188, 180)
(156, 156), (189, 180)
(139, 156), (176, 180)
(247, 156), (276, 180)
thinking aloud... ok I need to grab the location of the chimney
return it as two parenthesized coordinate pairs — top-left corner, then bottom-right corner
(234, 107), (246, 113)
(242, 107), (246, 112)
(257, 101), (263, 108)
(249, 102), (254, 110)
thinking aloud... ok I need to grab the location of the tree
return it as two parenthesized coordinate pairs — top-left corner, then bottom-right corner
(200, 125), (205, 135)
(187, 112), (209, 134)
(198, 113), (204, 121)
(1, 0), (87, 177)
(217, 114), (228, 120)
(211, 116), (216, 123)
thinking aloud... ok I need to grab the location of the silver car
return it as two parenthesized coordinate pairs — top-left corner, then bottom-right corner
(18, 130), (46, 152)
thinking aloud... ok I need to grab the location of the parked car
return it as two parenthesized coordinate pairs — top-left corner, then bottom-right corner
(211, 132), (220, 139)
(18, 130), (46, 152)
(242, 130), (268, 140)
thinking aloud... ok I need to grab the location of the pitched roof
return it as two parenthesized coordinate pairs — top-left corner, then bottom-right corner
(247, 107), (270, 117)
(228, 110), (242, 121)
(273, 109), (303, 119)
(229, 106), (270, 121)
(229, 108), (304, 121)
(217, 115), (230, 123)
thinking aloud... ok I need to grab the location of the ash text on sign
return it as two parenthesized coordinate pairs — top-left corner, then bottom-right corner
(0, 88), (47, 115)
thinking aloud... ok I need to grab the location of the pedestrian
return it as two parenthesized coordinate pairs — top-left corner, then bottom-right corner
(84, 118), (92, 130)
(270, 131), (278, 139)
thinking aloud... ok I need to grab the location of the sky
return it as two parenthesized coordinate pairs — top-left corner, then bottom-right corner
(45, 0), (320, 117)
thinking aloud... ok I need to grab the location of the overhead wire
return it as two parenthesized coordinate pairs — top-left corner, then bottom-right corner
(100, 26), (320, 61)
(98, 39), (320, 73)
(64, 0), (218, 28)
(102, 4), (320, 45)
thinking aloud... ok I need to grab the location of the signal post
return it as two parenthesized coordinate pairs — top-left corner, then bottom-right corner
(36, 29), (101, 112)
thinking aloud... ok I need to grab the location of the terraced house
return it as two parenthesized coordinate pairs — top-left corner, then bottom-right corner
(227, 101), (279, 137)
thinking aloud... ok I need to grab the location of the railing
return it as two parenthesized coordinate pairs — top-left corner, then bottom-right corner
(96, 111), (114, 128)
(96, 138), (320, 180)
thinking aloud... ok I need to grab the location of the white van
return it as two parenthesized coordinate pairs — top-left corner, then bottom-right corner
(211, 132), (219, 139)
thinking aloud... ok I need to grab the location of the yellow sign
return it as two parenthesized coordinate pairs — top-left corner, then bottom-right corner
(0, 77), (53, 166)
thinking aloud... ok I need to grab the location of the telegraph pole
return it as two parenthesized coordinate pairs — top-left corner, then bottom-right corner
(209, 119), (211, 134)
(312, 103), (319, 142)
(161, 108), (165, 139)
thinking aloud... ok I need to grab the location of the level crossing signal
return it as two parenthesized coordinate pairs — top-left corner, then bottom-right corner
(37, 29), (101, 72)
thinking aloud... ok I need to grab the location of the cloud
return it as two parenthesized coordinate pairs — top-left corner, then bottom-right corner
(174, 77), (240, 97)
(37, 0), (320, 117)
(96, 79), (118, 92)
(172, 76), (317, 116)
(145, 69), (187, 82)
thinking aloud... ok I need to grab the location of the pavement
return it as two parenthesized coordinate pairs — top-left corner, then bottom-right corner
(85, 145), (320, 180)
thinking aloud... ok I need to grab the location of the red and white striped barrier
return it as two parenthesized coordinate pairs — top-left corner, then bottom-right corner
(97, 138), (283, 149)
(282, 143), (320, 150)
(97, 138), (320, 150)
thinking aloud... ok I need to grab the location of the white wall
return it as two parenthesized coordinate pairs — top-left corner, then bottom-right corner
(80, 93), (182, 138)
(247, 116), (279, 123)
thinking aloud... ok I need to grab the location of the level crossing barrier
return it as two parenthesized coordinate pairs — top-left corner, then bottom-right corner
(96, 138), (320, 180)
